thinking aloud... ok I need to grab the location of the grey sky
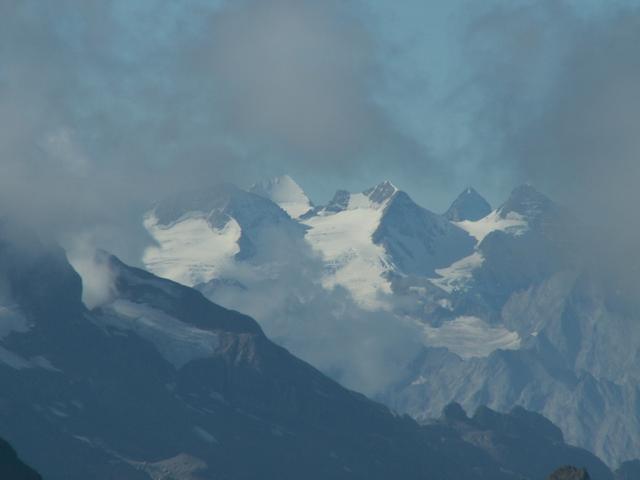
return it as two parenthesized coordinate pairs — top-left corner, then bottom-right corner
(2, 0), (640, 262)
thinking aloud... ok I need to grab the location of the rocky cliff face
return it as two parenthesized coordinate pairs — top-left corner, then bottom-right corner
(547, 466), (591, 480)
(444, 187), (492, 222)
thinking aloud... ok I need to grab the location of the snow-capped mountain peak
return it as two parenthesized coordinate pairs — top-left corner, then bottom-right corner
(300, 184), (399, 310)
(299, 181), (477, 306)
(444, 187), (492, 221)
(319, 181), (399, 213)
(142, 183), (306, 287)
(363, 180), (398, 205)
(371, 188), (476, 277)
(322, 189), (352, 213)
(497, 184), (555, 220)
(249, 174), (312, 218)
(307, 181), (398, 217)
(494, 184), (568, 234)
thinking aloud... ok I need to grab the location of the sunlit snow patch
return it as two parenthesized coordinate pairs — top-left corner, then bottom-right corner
(430, 210), (529, 293)
(454, 210), (528, 243)
(431, 252), (484, 294)
(422, 316), (521, 359)
(142, 212), (241, 287)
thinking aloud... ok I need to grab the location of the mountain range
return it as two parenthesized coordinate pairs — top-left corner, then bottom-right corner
(0, 219), (619, 479)
(140, 175), (640, 469)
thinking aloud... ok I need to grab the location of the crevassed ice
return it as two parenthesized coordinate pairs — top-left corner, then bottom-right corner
(422, 316), (521, 359)
(142, 212), (241, 287)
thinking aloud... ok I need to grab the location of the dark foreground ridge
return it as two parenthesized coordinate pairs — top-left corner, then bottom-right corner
(0, 437), (41, 480)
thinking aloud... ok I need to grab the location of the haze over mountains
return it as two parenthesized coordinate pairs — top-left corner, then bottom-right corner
(4, 0), (640, 478)
(0, 176), (635, 479)
(141, 175), (640, 468)
(0, 218), (617, 479)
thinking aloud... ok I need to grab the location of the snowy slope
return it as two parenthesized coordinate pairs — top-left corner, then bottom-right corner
(431, 252), (485, 294)
(428, 211), (528, 293)
(454, 210), (529, 243)
(430, 185), (563, 296)
(372, 188), (475, 276)
(142, 184), (306, 287)
(139, 182), (541, 370)
(143, 212), (240, 287)
(421, 316), (521, 359)
(301, 181), (480, 307)
(429, 188), (530, 294)
(301, 185), (396, 309)
(430, 210), (528, 291)
(444, 187), (492, 222)
(250, 175), (313, 218)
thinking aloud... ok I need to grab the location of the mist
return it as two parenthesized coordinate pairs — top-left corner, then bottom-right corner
(455, 1), (640, 298)
(0, 0), (436, 263)
(463, 2), (640, 232)
(4, 0), (640, 398)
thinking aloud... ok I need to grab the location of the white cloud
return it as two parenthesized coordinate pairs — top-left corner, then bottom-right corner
(66, 235), (116, 309)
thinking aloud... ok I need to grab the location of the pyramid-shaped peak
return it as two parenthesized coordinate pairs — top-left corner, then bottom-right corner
(363, 180), (398, 204)
(323, 189), (351, 213)
(444, 187), (491, 222)
(509, 183), (547, 200)
(498, 184), (555, 219)
(442, 402), (469, 422)
(249, 175), (312, 218)
(250, 175), (308, 204)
